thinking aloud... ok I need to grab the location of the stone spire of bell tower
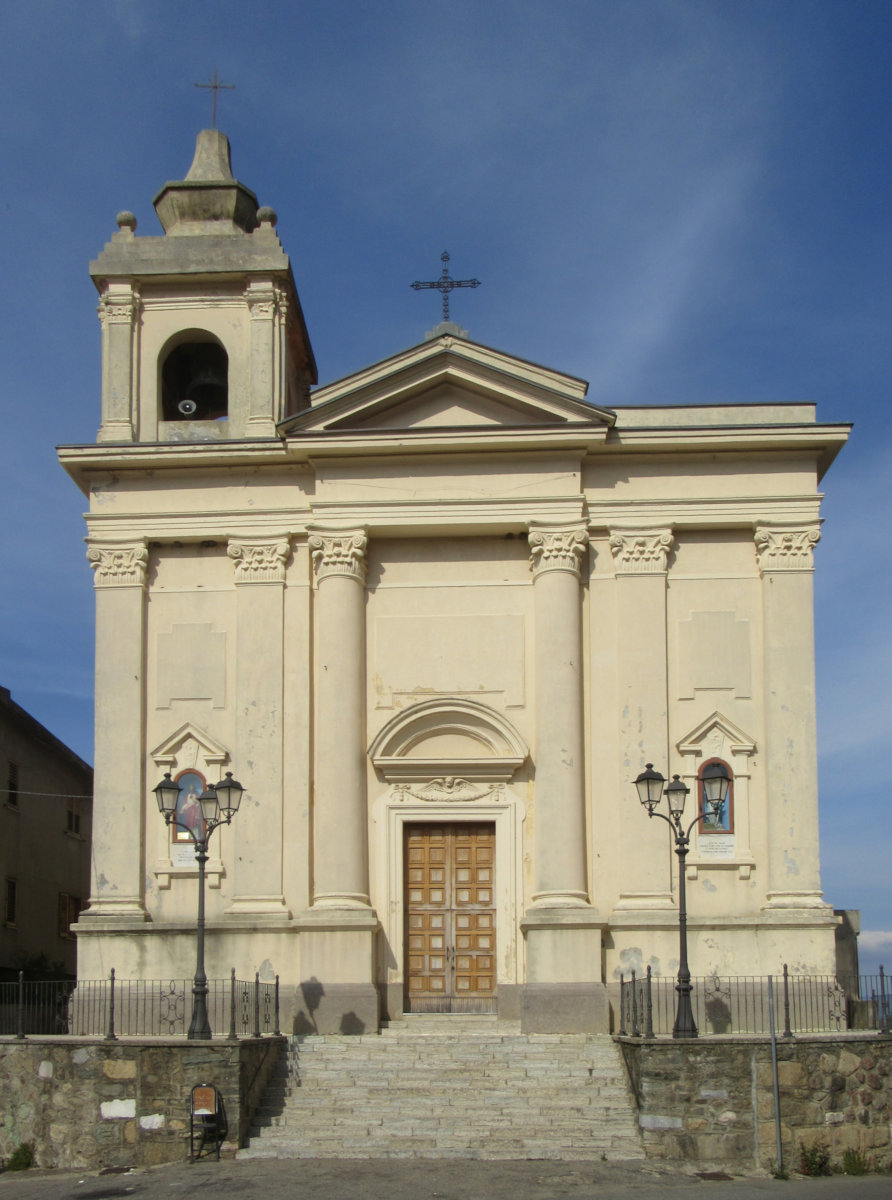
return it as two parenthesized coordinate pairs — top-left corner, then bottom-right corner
(90, 130), (317, 443)
(153, 129), (260, 236)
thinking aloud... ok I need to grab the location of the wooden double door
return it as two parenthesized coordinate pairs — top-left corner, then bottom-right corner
(404, 822), (497, 1013)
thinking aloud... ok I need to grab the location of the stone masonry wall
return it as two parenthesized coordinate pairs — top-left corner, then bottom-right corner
(0, 1037), (283, 1170)
(619, 1035), (892, 1170)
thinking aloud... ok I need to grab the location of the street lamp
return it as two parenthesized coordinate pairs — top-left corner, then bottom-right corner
(153, 770), (244, 1039)
(633, 761), (731, 1038)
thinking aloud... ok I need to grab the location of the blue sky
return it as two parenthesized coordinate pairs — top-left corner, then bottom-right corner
(1, 1), (889, 970)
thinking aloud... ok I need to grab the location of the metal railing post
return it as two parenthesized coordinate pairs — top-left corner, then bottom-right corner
(274, 975), (281, 1036)
(105, 968), (118, 1041)
(227, 968), (238, 1041)
(782, 963), (792, 1038)
(253, 972), (261, 1038)
(880, 965), (890, 1033)
(645, 965), (654, 1039)
(767, 975), (784, 1174)
(15, 970), (25, 1040)
(618, 974), (626, 1036)
(631, 969), (640, 1038)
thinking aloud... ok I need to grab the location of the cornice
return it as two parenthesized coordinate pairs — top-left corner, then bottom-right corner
(587, 494), (823, 529)
(80, 490), (824, 544)
(292, 426), (610, 457)
(59, 421), (848, 471)
(57, 429), (606, 494)
(596, 423), (851, 479)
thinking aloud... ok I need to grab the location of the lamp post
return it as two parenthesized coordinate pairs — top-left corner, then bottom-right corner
(153, 770), (244, 1039)
(633, 761), (731, 1038)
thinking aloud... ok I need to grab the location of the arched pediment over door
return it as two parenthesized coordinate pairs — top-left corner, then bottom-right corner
(369, 699), (529, 1016)
(368, 697), (529, 787)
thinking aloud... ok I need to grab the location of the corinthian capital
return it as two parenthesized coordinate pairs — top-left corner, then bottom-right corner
(755, 524), (821, 572)
(308, 528), (368, 583)
(609, 528), (674, 575)
(97, 296), (137, 326)
(528, 524), (589, 580)
(228, 538), (291, 583)
(245, 282), (278, 321)
(87, 542), (148, 588)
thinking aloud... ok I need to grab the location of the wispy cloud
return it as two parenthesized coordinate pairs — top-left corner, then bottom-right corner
(589, 154), (761, 398)
(859, 932), (892, 952)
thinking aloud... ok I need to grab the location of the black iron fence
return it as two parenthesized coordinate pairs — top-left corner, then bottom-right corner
(618, 965), (892, 1038)
(0, 969), (280, 1040)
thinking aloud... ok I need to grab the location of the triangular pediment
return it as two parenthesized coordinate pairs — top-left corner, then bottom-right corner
(676, 712), (757, 758)
(150, 722), (231, 769)
(279, 335), (615, 437)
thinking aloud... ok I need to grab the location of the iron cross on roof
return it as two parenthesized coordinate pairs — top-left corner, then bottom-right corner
(411, 251), (481, 323)
(195, 70), (235, 128)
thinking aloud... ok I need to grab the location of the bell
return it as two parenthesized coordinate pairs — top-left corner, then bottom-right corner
(182, 364), (227, 416)
(163, 339), (229, 421)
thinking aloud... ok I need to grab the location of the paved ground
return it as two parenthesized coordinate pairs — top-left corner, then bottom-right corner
(2, 1159), (892, 1200)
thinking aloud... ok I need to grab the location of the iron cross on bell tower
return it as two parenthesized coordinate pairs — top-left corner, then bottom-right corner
(411, 251), (481, 324)
(194, 70), (235, 128)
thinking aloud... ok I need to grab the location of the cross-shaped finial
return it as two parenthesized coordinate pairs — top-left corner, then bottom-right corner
(411, 251), (481, 324)
(195, 70), (235, 128)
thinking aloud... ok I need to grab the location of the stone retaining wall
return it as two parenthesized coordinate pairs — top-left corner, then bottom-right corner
(619, 1035), (892, 1170)
(0, 1036), (284, 1170)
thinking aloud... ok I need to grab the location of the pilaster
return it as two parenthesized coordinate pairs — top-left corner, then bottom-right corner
(226, 537), (291, 917)
(245, 280), (281, 436)
(83, 540), (149, 920)
(756, 523), (827, 910)
(610, 528), (677, 915)
(97, 282), (140, 443)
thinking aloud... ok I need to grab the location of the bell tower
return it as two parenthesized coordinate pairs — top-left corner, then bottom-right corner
(90, 129), (316, 443)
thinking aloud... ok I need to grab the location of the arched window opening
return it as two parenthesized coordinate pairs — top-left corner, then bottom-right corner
(699, 758), (734, 834)
(161, 339), (228, 422)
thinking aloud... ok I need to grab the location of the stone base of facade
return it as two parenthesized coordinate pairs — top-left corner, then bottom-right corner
(520, 982), (610, 1033)
(294, 906), (381, 1034)
(293, 981), (380, 1035)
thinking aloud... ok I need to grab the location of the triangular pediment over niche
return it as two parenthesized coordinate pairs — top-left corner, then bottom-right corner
(279, 336), (616, 437)
(150, 722), (230, 770)
(676, 711), (757, 759)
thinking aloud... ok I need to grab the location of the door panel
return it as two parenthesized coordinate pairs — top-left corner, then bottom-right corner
(404, 823), (497, 1013)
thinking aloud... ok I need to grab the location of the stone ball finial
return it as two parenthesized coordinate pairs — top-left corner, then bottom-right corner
(116, 211), (137, 233)
(257, 206), (278, 228)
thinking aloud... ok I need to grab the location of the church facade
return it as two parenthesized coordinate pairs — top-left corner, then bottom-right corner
(59, 132), (850, 1034)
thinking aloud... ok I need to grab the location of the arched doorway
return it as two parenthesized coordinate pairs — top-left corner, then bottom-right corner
(369, 699), (528, 1016)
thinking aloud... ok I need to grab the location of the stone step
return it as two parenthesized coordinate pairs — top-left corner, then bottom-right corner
(240, 1025), (645, 1161)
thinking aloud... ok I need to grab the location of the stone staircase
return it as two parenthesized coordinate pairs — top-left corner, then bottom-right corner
(239, 1015), (645, 1160)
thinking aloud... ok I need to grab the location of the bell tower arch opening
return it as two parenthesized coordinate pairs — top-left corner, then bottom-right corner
(160, 332), (229, 422)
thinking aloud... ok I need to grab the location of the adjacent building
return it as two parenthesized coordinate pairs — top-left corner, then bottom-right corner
(0, 687), (93, 979)
(58, 131), (850, 1033)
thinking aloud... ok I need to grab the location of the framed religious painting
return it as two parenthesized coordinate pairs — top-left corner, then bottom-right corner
(172, 770), (206, 843)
